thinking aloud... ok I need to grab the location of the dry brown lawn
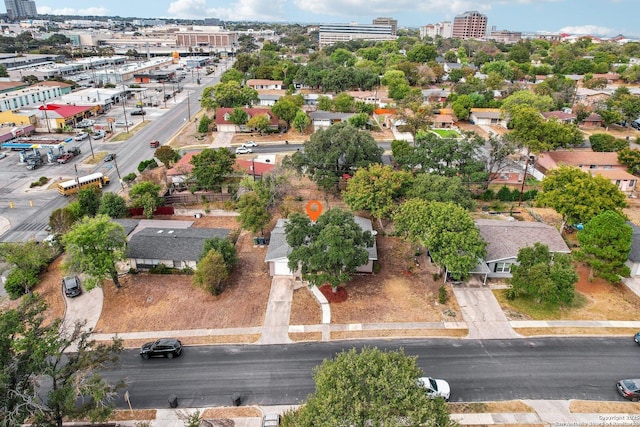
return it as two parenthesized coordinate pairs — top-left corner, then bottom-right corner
(449, 401), (535, 413)
(570, 400), (640, 414)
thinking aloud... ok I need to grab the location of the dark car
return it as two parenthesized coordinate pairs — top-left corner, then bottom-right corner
(62, 276), (82, 298)
(617, 378), (640, 401)
(140, 338), (183, 359)
(635, 332), (640, 344)
(104, 153), (115, 162)
(131, 110), (146, 116)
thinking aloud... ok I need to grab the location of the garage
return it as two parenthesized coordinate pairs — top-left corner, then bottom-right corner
(272, 259), (293, 276)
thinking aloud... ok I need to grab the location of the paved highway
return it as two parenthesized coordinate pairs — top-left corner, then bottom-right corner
(102, 337), (639, 409)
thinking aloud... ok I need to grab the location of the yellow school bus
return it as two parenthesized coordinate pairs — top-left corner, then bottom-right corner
(57, 172), (111, 196)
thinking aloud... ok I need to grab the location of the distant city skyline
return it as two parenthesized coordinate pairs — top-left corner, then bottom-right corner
(5, 0), (638, 38)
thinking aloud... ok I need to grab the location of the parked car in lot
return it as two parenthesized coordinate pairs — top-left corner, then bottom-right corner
(140, 338), (183, 359)
(56, 153), (74, 164)
(131, 109), (146, 116)
(62, 276), (82, 298)
(74, 119), (95, 128)
(616, 378), (640, 401)
(74, 132), (88, 141)
(104, 153), (115, 162)
(243, 140), (258, 147)
(235, 146), (253, 154)
(418, 376), (451, 401)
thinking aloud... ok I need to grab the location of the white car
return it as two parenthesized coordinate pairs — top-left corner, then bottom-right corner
(235, 146), (253, 154)
(114, 120), (134, 127)
(243, 140), (258, 147)
(0, 152), (7, 160)
(418, 376), (450, 401)
(74, 132), (88, 141)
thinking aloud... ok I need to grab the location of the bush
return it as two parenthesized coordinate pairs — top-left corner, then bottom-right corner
(149, 263), (173, 274)
(523, 189), (538, 201)
(438, 285), (448, 304)
(29, 176), (49, 188)
(372, 261), (381, 274)
(123, 172), (137, 183)
(137, 159), (158, 173)
(481, 189), (495, 201)
(4, 268), (38, 299)
(496, 185), (512, 202)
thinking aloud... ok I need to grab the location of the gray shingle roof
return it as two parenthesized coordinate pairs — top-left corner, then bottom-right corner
(309, 110), (355, 120)
(127, 227), (230, 261)
(475, 219), (570, 262)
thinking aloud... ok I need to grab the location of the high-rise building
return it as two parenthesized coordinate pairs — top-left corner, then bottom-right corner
(372, 17), (397, 35)
(451, 10), (487, 40)
(420, 21), (452, 39)
(4, 0), (38, 20)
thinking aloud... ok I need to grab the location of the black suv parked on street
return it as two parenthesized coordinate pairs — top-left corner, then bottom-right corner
(140, 338), (183, 359)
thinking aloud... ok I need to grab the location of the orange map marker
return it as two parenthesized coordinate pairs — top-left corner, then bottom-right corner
(305, 200), (322, 222)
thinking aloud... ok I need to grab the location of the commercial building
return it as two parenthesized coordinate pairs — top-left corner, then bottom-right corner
(420, 21), (452, 39)
(175, 27), (239, 53)
(488, 29), (522, 44)
(4, 0), (37, 20)
(318, 23), (397, 47)
(452, 10), (487, 40)
(372, 17), (397, 35)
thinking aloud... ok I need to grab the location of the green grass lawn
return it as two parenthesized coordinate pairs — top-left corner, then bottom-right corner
(431, 129), (461, 138)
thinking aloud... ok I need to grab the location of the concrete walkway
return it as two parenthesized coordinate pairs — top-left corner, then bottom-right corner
(258, 276), (294, 344)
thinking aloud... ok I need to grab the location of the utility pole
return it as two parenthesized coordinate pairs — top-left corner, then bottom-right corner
(187, 91), (191, 121)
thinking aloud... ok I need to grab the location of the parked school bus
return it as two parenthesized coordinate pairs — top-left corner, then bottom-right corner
(57, 172), (111, 196)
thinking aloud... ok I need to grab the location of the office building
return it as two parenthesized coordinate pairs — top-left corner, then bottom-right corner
(452, 10), (487, 40)
(372, 17), (397, 35)
(319, 23), (396, 47)
(488, 29), (522, 44)
(4, 0), (37, 20)
(420, 21), (452, 39)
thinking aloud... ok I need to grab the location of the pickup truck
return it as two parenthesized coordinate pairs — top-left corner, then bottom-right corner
(67, 147), (81, 156)
(56, 153), (74, 164)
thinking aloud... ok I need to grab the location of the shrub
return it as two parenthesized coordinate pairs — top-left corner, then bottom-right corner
(481, 189), (495, 201)
(496, 185), (512, 202)
(123, 172), (137, 183)
(137, 159), (158, 173)
(149, 263), (172, 274)
(438, 285), (448, 304)
(372, 261), (381, 274)
(5, 268), (38, 299)
(523, 189), (538, 201)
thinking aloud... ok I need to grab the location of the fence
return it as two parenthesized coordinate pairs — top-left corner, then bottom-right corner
(163, 192), (233, 205)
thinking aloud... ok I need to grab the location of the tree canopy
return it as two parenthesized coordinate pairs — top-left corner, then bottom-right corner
(190, 148), (236, 191)
(537, 166), (627, 227)
(128, 181), (163, 219)
(284, 347), (454, 427)
(575, 210), (632, 283)
(285, 209), (373, 291)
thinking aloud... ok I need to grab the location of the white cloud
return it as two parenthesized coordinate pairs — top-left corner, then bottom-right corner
(167, 0), (285, 21)
(559, 24), (618, 36)
(167, 0), (208, 18)
(37, 6), (109, 16)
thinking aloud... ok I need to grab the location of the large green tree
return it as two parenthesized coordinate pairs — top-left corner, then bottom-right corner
(62, 215), (127, 289)
(0, 295), (123, 427)
(97, 192), (129, 219)
(128, 181), (163, 219)
(201, 236), (238, 269)
(537, 166), (627, 228)
(237, 191), (272, 234)
(190, 148), (236, 191)
(619, 148), (640, 174)
(154, 145), (180, 167)
(290, 122), (383, 192)
(575, 210), (632, 282)
(77, 187), (102, 217)
(284, 347), (454, 427)
(211, 81), (258, 108)
(406, 173), (475, 210)
(0, 241), (56, 298)
(285, 209), (373, 291)
(271, 96), (301, 127)
(342, 164), (411, 228)
(507, 243), (578, 306)
(193, 249), (228, 295)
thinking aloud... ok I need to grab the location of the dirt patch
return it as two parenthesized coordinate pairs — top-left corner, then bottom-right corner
(331, 329), (467, 340)
(514, 327), (638, 337)
(449, 401), (535, 413)
(289, 287), (321, 325)
(201, 406), (262, 418)
(94, 215), (272, 334)
(109, 409), (157, 421)
(290, 332), (323, 342)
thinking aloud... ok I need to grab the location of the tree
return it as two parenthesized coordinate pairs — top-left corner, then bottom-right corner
(407, 43), (437, 63)
(452, 94), (473, 120)
(198, 114), (212, 133)
(237, 191), (272, 234)
(219, 68), (244, 84)
(292, 109), (310, 133)
(190, 148), (236, 191)
(575, 210), (632, 282)
(501, 90), (555, 114)
(0, 241), (56, 298)
(484, 133), (518, 189)
(272, 96), (301, 127)
(296, 122), (383, 192)
(0, 295), (124, 427)
(128, 181), (163, 219)
(97, 192), (129, 219)
(212, 81), (258, 108)
(246, 113), (271, 134)
(154, 145), (180, 167)
(49, 205), (81, 235)
(201, 236), (238, 269)
(193, 249), (228, 295)
(343, 164), (411, 228)
(228, 107), (249, 125)
(77, 187), (102, 217)
(407, 173), (475, 210)
(589, 133), (628, 152)
(333, 92), (355, 113)
(507, 243), (578, 306)
(537, 166), (627, 228)
(381, 69), (410, 101)
(62, 215), (127, 289)
(619, 148), (640, 174)
(285, 209), (373, 291)
(284, 347), (454, 427)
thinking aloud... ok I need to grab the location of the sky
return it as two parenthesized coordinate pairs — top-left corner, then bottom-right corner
(12, 0), (639, 37)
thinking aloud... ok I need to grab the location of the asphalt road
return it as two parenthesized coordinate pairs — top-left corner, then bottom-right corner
(103, 337), (639, 409)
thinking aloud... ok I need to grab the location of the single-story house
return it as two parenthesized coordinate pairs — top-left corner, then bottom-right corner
(431, 114), (455, 128)
(574, 87), (611, 106)
(265, 216), (377, 277)
(257, 93), (282, 107)
(590, 169), (637, 193)
(308, 110), (355, 131)
(215, 107), (279, 133)
(580, 113), (603, 128)
(126, 226), (231, 270)
(626, 222), (640, 277)
(471, 219), (571, 281)
(422, 88), (450, 103)
(469, 108), (508, 128)
(246, 79), (283, 90)
(541, 111), (576, 124)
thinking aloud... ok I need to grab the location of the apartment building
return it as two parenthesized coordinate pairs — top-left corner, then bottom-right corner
(452, 10), (487, 40)
(4, 0), (37, 20)
(420, 21), (452, 39)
